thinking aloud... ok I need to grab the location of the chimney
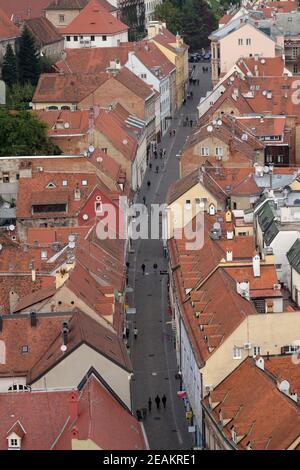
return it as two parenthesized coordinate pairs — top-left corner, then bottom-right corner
(74, 186), (81, 201)
(226, 250), (233, 261)
(30, 311), (37, 327)
(69, 391), (78, 425)
(255, 356), (264, 370)
(31, 269), (36, 282)
(252, 253), (260, 277)
(61, 320), (69, 345)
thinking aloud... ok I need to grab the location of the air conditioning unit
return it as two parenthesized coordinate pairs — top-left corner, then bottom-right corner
(244, 342), (251, 350)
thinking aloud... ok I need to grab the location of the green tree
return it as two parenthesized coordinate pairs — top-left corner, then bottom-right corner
(2, 44), (17, 88)
(6, 82), (35, 110)
(154, 1), (182, 35)
(0, 108), (61, 156)
(182, 0), (218, 50)
(17, 27), (40, 85)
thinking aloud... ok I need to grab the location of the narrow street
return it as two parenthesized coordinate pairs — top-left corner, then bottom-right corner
(127, 63), (211, 450)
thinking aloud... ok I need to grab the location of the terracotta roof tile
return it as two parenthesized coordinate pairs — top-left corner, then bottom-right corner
(0, 6), (19, 39)
(0, 1), (49, 22)
(203, 358), (300, 450)
(24, 17), (62, 46)
(60, 0), (127, 35)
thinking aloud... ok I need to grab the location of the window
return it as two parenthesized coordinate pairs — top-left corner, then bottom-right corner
(201, 147), (209, 156)
(102, 35), (107, 41)
(246, 38), (251, 45)
(185, 199), (191, 209)
(33, 204), (66, 214)
(215, 147), (223, 157)
(233, 346), (242, 359)
(277, 155), (284, 163)
(293, 64), (299, 74)
(231, 429), (237, 443)
(91, 35), (95, 41)
(62, 180), (68, 186)
(81, 180), (88, 186)
(9, 439), (19, 447)
(59, 14), (65, 23)
(266, 155), (273, 163)
(101, 147), (108, 154)
(253, 346), (261, 357)
(238, 38), (243, 45)
(74, 36), (78, 42)
(95, 201), (102, 213)
(275, 263), (282, 269)
(21, 345), (28, 353)
(141, 73), (147, 79)
(66, 36), (71, 42)
(3, 174), (9, 182)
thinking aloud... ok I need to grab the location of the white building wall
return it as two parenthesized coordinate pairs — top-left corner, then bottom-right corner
(64, 31), (128, 48)
(132, 131), (147, 190)
(290, 267), (300, 306)
(125, 53), (170, 135)
(270, 231), (299, 285)
(145, 0), (162, 25)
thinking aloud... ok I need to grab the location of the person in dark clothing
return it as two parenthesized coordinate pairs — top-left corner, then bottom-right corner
(153, 262), (158, 272)
(141, 263), (145, 274)
(149, 162), (152, 170)
(162, 394), (167, 408)
(156, 165), (159, 173)
(190, 119), (193, 127)
(154, 150), (158, 159)
(148, 397), (152, 412)
(143, 196), (146, 205)
(147, 180), (151, 189)
(169, 129), (172, 137)
(160, 149), (163, 159)
(190, 91), (193, 99)
(155, 395), (161, 409)
(173, 129), (176, 136)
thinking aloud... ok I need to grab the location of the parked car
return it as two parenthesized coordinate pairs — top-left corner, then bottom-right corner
(203, 52), (211, 61)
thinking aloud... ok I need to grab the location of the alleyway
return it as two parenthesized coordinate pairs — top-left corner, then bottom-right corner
(126, 63), (211, 450)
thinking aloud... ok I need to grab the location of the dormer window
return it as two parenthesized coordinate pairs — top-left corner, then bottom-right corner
(81, 180), (88, 186)
(9, 438), (19, 448)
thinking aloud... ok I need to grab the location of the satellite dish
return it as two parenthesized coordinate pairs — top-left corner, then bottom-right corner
(207, 125), (213, 132)
(68, 234), (75, 243)
(122, 139), (128, 145)
(217, 119), (222, 126)
(61, 344), (67, 352)
(64, 122), (70, 129)
(82, 214), (89, 220)
(88, 145), (95, 154)
(83, 151), (88, 157)
(230, 76), (235, 82)
(212, 120), (217, 125)
(262, 90), (267, 96)
(68, 241), (75, 249)
(9, 224), (15, 231)
(96, 157), (103, 162)
(213, 222), (221, 231)
(263, 166), (270, 173)
(261, 59), (266, 64)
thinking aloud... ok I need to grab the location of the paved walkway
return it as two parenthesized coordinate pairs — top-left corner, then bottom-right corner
(126, 63), (211, 450)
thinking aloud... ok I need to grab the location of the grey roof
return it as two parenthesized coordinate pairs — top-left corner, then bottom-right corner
(264, 220), (279, 246)
(257, 200), (276, 233)
(254, 173), (296, 189)
(287, 238), (300, 274)
(0, 206), (16, 219)
(274, 12), (300, 37)
(210, 15), (281, 42)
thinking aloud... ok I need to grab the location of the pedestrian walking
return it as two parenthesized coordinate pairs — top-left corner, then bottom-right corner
(147, 180), (151, 189)
(156, 165), (159, 173)
(153, 262), (158, 273)
(197, 79), (200, 85)
(125, 327), (130, 339)
(190, 91), (193, 99)
(162, 394), (167, 408)
(143, 195), (146, 205)
(148, 397), (152, 412)
(141, 263), (145, 274)
(160, 149), (163, 159)
(169, 129), (172, 137)
(154, 150), (158, 159)
(186, 116), (189, 123)
(134, 327), (138, 339)
(149, 162), (152, 170)
(163, 148), (166, 157)
(173, 129), (176, 136)
(155, 395), (161, 409)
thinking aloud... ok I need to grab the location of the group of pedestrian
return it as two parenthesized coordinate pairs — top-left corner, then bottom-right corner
(169, 128), (176, 138)
(189, 78), (199, 86)
(148, 394), (167, 411)
(183, 116), (194, 128)
(202, 66), (209, 73)
(141, 263), (159, 274)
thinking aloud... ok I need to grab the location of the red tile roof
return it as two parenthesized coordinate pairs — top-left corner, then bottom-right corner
(34, 108), (90, 135)
(54, 374), (146, 450)
(235, 116), (286, 139)
(0, 6), (19, 39)
(27, 225), (91, 246)
(28, 309), (132, 384)
(60, 0), (127, 35)
(151, 27), (188, 53)
(133, 41), (175, 78)
(224, 264), (281, 298)
(0, 389), (70, 449)
(219, 13), (234, 25)
(24, 16), (62, 46)
(0, 1), (50, 22)
(264, 355), (300, 396)
(237, 56), (286, 77)
(16, 171), (99, 219)
(55, 45), (133, 73)
(203, 358), (300, 450)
